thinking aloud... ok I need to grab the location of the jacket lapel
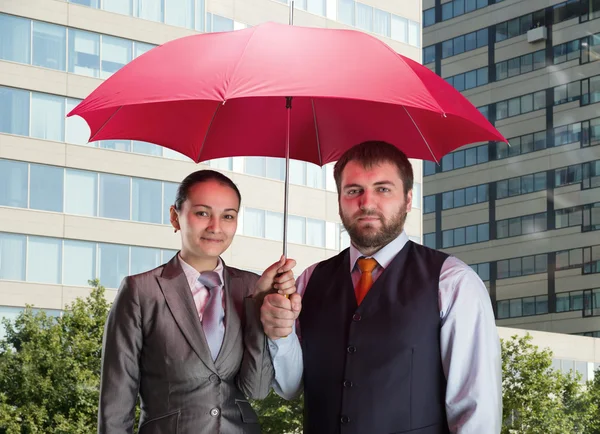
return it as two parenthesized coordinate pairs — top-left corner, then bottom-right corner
(156, 254), (216, 372)
(215, 262), (242, 367)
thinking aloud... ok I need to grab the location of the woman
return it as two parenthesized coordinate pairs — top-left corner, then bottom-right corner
(98, 169), (296, 434)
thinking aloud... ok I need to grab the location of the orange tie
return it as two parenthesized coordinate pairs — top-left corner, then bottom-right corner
(355, 257), (378, 305)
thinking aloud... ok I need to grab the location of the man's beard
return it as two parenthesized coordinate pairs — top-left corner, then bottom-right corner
(340, 205), (407, 252)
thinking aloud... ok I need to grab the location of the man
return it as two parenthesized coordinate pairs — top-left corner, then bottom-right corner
(99, 170), (296, 434)
(261, 142), (502, 433)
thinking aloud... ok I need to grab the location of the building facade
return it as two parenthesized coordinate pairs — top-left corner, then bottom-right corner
(0, 0), (424, 329)
(422, 0), (600, 336)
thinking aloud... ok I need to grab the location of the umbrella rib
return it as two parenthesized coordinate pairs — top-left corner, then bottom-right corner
(311, 98), (322, 166)
(88, 106), (123, 143)
(402, 105), (439, 165)
(197, 101), (222, 163)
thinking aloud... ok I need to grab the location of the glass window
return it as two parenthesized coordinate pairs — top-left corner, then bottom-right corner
(101, 35), (132, 78)
(63, 240), (96, 286)
(307, 219), (325, 247)
(0, 87), (30, 136)
(510, 298), (522, 317)
(424, 195), (436, 214)
(265, 211), (283, 241)
(497, 260), (509, 279)
(356, 3), (373, 32)
(466, 225), (477, 244)
(522, 256), (535, 275)
(508, 58), (520, 77)
(408, 21), (420, 47)
(509, 177), (521, 196)
(536, 295), (548, 314)
(0, 159), (28, 208)
(509, 217), (521, 237)
(373, 9), (390, 36)
(443, 230), (453, 248)
(103, 0), (133, 15)
(31, 93), (65, 142)
(497, 300), (510, 319)
(478, 223), (489, 241)
(465, 147), (477, 166)
(521, 134), (534, 154)
(424, 160), (437, 176)
(424, 233), (436, 249)
(30, 164), (63, 212)
(534, 172), (546, 191)
(136, 0), (164, 22)
(556, 293), (570, 312)
(307, 0), (326, 16)
(423, 46), (435, 64)
(454, 227), (466, 246)
(454, 36), (465, 55)
(465, 186), (477, 205)
(287, 215), (306, 244)
(165, 0), (194, 29)
(65, 169), (97, 216)
(98, 243), (129, 289)
(130, 246), (161, 275)
(509, 258), (521, 277)
(521, 94), (533, 113)
(338, 0), (355, 26)
(99, 173), (130, 220)
(412, 182), (421, 209)
(443, 192), (453, 209)
(507, 17), (520, 38)
(66, 98), (90, 145)
(454, 189), (465, 208)
(477, 28), (488, 47)
(477, 145), (488, 163)
(442, 40), (453, 58)
(508, 97), (520, 117)
(264, 158), (284, 181)
(477, 184), (488, 202)
(132, 178), (161, 224)
(454, 74), (465, 91)
(306, 164), (324, 189)
(477, 67), (488, 85)
(534, 50), (546, 69)
(497, 220), (509, 238)
(478, 262), (490, 281)
(523, 297), (536, 316)
(32, 21), (66, 71)
(454, 151), (465, 169)
(423, 8), (435, 27)
(162, 182), (178, 224)
(0, 14), (31, 64)
(391, 15), (408, 43)
(496, 101), (508, 120)
(0, 233), (26, 281)
(454, 0), (465, 16)
(442, 2), (453, 20)
(68, 29), (100, 77)
(534, 90), (546, 110)
(244, 208), (265, 238)
(465, 32), (477, 51)
(289, 160), (306, 185)
(496, 22), (508, 42)
(28, 236), (62, 284)
(465, 70), (477, 89)
(245, 157), (266, 177)
(134, 41), (155, 58)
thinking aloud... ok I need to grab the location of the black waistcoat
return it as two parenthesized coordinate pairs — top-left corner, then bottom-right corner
(299, 241), (450, 434)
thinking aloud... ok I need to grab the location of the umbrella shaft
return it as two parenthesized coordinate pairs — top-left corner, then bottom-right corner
(283, 97), (292, 258)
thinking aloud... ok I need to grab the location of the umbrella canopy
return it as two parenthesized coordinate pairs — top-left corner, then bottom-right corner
(68, 21), (506, 165)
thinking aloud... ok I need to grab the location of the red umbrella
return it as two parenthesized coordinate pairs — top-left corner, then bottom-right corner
(69, 21), (507, 254)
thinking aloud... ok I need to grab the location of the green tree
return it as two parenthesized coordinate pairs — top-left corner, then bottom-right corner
(587, 365), (600, 434)
(501, 333), (593, 434)
(0, 280), (109, 434)
(251, 391), (303, 434)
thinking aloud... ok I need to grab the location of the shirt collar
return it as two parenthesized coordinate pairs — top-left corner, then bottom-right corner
(349, 231), (410, 272)
(178, 253), (224, 291)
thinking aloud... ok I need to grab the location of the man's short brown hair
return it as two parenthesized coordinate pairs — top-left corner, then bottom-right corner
(333, 141), (414, 196)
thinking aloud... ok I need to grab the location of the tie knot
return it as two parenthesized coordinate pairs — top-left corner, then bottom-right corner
(197, 271), (221, 290)
(357, 257), (378, 273)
